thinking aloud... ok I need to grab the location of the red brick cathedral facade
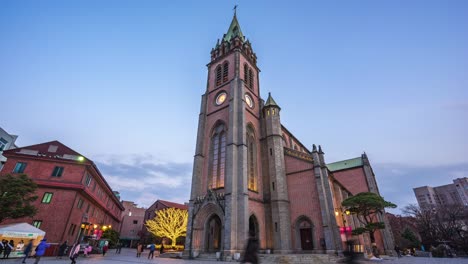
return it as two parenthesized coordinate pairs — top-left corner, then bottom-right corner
(184, 14), (394, 259)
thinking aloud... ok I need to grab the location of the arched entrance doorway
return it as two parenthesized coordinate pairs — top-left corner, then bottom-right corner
(296, 217), (314, 250)
(205, 214), (222, 252)
(249, 215), (259, 238)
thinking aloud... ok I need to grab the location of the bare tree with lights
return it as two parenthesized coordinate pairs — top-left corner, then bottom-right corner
(145, 207), (188, 248)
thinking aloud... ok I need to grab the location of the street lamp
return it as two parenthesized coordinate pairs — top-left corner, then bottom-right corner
(336, 208), (353, 251)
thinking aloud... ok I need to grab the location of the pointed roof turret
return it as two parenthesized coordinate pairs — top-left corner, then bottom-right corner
(264, 92), (281, 109)
(223, 13), (245, 43)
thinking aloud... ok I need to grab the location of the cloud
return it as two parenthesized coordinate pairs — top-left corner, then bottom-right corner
(93, 154), (192, 208)
(373, 162), (468, 214)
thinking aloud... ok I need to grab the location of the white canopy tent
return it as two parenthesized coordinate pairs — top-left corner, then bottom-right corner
(0, 222), (45, 239)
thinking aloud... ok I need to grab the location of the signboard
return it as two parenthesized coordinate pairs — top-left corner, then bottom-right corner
(3, 232), (37, 238)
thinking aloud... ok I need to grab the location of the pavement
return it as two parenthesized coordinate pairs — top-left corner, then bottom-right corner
(0, 248), (466, 264)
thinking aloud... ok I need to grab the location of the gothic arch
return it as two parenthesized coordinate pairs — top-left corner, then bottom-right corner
(248, 214), (260, 239)
(192, 202), (225, 253)
(246, 124), (258, 191)
(208, 122), (227, 189)
(222, 61), (229, 83)
(294, 215), (314, 251)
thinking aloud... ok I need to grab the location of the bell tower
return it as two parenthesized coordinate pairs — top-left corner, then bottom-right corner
(185, 12), (263, 259)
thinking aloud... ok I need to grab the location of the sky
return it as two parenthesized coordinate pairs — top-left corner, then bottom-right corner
(1, 1), (467, 214)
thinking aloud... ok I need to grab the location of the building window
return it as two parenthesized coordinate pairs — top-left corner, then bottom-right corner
(77, 198), (84, 209)
(41, 192), (53, 204)
(248, 68), (253, 88)
(68, 224), (76, 236)
(84, 173), (92, 186)
(222, 61), (229, 82)
(13, 162), (27, 173)
(209, 123), (226, 189)
(133, 220), (138, 224)
(32, 220), (42, 228)
(244, 64), (249, 86)
(86, 203), (90, 213)
(247, 126), (257, 191)
(0, 138), (7, 151)
(51, 166), (64, 177)
(215, 66), (222, 86)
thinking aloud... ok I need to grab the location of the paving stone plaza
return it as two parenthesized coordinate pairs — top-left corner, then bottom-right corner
(0, 248), (466, 264)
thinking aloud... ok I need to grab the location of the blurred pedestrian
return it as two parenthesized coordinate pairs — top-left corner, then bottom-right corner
(136, 243), (142, 258)
(17, 240), (25, 251)
(147, 243), (155, 259)
(69, 243), (80, 264)
(22, 240), (33, 264)
(0, 240), (4, 256)
(159, 243), (164, 256)
(57, 241), (68, 259)
(3, 240), (14, 259)
(102, 243), (108, 256)
(116, 242), (122, 254)
(34, 238), (50, 264)
(394, 245), (402, 258)
(241, 230), (259, 264)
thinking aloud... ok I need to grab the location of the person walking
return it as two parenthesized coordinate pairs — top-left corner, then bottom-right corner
(159, 243), (164, 256)
(116, 242), (122, 254)
(0, 240), (4, 257)
(3, 240), (14, 259)
(394, 245), (402, 258)
(136, 243), (142, 258)
(57, 241), (68, 259)
(34, 238), (50, 264)
(22, 240), (33, 264)
(102, 243), (108, 256)
(147, 243), (155, 259)
(241, 230), (259, 264)
(69, 243), (80, 264)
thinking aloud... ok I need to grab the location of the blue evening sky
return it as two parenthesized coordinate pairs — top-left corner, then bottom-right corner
(1, 1), (467, 213)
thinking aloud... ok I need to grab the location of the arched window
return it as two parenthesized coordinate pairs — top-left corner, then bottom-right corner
(247, 126), (257, 191)
(215, 66), (222, 86)
(222, 62), (229, 83)
(244, 64), (249, 86)
(248, 69), (254, 88)
(209, 123), (226, 188)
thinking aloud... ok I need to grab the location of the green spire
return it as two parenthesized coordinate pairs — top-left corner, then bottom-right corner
(264, 92), (280, 109)
(223, 14), (245, 42)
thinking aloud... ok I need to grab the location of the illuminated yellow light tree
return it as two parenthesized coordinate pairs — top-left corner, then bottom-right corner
(145, 207), (188, 247)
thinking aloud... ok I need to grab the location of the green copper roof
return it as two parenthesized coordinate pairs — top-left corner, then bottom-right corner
(264, 92), (280, 108)
(327, 157), (363, 172)
(223, 14), (245, 42)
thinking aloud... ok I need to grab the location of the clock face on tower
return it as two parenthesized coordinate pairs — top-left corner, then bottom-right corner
(245, 94), (254, 108)
(215, 92), (227, 105)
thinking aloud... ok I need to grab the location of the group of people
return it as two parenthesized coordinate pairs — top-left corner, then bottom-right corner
(0, 239), (15, 259)
(136, 242), (164, 259)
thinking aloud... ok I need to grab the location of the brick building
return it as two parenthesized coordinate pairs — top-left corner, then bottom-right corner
(141, 200), (188, 244)
(119, 201), (146, 247)
(184, 13), (394, 260)
(0, 141), (124, 245)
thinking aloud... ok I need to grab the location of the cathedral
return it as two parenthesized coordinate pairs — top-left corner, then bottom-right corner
(184, 13), (394, 260)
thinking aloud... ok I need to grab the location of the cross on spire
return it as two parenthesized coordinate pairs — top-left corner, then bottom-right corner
(233, 5), (238, 16)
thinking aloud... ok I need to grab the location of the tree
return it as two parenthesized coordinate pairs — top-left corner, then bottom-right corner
(403, 203), (468, 254)
(101, 229), (120, 247)
(401, 228), (421, 248)
(0, 174), (38, 223)
(342, 192), (397, 244)
(145, 207), (188, 248)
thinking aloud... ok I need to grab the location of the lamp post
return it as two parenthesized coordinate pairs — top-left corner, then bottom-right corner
(335, 208), (352, 251)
